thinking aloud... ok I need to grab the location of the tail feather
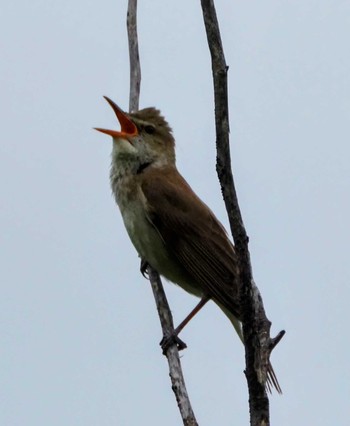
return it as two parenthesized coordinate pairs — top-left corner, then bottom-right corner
(221, 307), (282, 394)
(267, 361), (282, 394)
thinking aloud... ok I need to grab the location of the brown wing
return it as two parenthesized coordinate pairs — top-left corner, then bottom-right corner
(140, 166), (241, 319)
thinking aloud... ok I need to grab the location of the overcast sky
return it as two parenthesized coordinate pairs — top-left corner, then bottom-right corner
(1, 1), (350, 425)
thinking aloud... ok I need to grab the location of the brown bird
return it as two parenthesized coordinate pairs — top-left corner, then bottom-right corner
(95, 96), (281, 393)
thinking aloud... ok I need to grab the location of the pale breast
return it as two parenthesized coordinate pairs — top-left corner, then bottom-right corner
(111, 167), (202, 297)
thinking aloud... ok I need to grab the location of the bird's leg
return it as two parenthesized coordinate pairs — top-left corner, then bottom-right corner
(172, 296), (211, 336)
(140, 258), (149, 278)
(160, 295), (211, 354)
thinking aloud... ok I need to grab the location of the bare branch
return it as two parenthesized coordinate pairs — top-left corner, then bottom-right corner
(200, 0), (284, 424)
(126, 2), (198, 424)
(148, 268), (199, 426)
(127, 0), (141, 112)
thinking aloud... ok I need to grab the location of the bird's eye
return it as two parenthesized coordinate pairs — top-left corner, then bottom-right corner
(144, 125), (155, 134)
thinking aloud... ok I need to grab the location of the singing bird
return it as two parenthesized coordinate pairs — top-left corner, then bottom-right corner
(95, 96), (281, 393)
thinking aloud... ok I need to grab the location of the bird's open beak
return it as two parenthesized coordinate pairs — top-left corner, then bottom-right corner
(94, 96), (138, 138)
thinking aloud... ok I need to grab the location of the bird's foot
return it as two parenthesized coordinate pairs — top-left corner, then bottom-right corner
(140, 258), (149, 279)
(160, 332), (187, 355)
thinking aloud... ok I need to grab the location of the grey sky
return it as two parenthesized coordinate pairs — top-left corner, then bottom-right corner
(1, 1), (349, 425)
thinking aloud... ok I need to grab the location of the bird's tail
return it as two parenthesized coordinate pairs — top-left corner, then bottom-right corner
(225, 308), (282, 394)
(267, 361), (282, 394)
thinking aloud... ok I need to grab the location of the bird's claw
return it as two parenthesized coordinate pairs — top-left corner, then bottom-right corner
(140, 259), (149, 279)
(160, 332), (187, 355)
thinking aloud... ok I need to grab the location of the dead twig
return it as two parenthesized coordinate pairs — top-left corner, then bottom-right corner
(200, 1), (285, 424)
(126, 2), (199, 425)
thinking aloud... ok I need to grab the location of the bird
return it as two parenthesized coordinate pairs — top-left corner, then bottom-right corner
(95, 96), (281, 393)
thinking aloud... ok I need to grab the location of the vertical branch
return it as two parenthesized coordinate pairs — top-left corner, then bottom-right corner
(199, 1), (284, 425)
(127, 0), (141, 112)
(126, 2), (198, 425)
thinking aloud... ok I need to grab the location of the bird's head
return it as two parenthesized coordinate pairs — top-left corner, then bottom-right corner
(95, 97), (175, 168)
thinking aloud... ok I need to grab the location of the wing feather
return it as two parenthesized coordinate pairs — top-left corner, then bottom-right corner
(141, 167), (241, 319)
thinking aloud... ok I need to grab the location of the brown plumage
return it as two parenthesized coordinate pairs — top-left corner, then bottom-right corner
(96, 97), (281, 393)
(141, 166), (241, 319)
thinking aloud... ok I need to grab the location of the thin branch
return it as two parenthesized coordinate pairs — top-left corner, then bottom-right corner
(200, 1), (284, 425)
(127, 0), (141, 112)
(126, 2), (198, 425)
(148, 269), (199, 426)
